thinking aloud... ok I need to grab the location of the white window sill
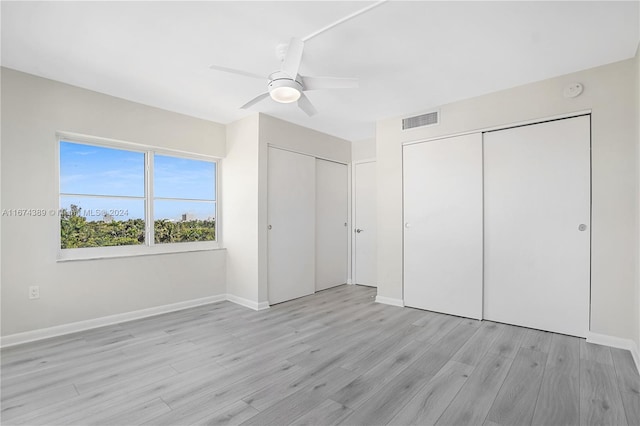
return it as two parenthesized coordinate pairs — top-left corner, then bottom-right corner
(57, 242), (225, 262)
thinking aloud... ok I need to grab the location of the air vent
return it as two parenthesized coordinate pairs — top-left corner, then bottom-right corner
(402, 111), (439, 130)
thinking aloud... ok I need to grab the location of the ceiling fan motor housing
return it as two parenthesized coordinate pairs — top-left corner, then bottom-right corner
(268, 76), (303, 103)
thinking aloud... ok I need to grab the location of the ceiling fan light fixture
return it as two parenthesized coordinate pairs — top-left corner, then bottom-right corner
(270, 86), (300, 103)
(268, 78), (302, 103)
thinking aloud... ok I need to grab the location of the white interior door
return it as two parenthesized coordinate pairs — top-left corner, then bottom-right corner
(353, 161), (377, 287)
(268, 147), (316, 305)
(315, 159), (348, 291)
(403, 133), (483, 319)
(484, 116), (591, 337)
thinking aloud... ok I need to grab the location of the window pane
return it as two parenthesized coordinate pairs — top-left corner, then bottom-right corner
(154, 155), (215, 200)
(60, 196), (145, 248)
(154, 200), (215, 243)
(60, 141), (145, 197)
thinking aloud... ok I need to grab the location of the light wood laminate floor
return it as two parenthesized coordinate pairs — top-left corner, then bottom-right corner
(2, 285), (639, 425)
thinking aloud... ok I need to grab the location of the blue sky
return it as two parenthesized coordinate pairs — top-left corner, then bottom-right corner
(60, 141), (216, 222)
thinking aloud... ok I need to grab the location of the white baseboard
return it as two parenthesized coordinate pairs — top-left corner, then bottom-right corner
(587, 331), (640, 374)
(226, 294), (270, 311)
(375, 295), (404, 307)
(255, 301), (270, 311)
(347, 279), (353, 285)
(0, 294), (227, 348)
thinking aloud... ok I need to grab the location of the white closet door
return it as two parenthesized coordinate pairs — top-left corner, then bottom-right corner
(354, 161), (377, 287)
(403, 133), (483, 319)
(315, 159), (348, 291)
(484, 116), (591, 337)
(268, 147), (316, 305)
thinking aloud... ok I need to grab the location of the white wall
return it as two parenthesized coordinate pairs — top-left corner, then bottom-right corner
(0, 66), (3, 338)
(223, 115), (260, 304)
(352, 138), (376, 162)
(635, 44), (640, 353)
(223, 113), (351, 306)
(1, 68), (227, 336)
(377, 58), (638, 343)
(259, 114), (352, 162)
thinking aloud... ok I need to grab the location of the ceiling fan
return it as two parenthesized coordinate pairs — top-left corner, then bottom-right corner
(209, 37), (358, 116)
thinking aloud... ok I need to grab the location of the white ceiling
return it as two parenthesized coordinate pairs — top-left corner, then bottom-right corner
(2, 1), (638, 141)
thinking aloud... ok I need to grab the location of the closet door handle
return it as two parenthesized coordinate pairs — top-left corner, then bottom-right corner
(355, 228), (364, 233)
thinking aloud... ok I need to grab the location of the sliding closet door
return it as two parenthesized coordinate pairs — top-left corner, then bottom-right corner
(484, 116), (590, 337)
(268, 147), (316, 305)
(315, 159), (348, 291)
(403, 133), (483, 319)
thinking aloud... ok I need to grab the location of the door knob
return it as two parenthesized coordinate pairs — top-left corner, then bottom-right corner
(355, 228), (364, 233)
(578, 224), (587, 231)
(405, 222), (411, 228)
(268, 225), (272, 230)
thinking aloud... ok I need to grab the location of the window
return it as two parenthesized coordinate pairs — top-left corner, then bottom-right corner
(153, 155), (216, 244)
(60, 142), (146, 249)
(58, 137), (218, 259)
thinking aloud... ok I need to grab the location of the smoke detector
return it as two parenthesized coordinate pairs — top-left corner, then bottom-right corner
(563, 83), (583, 98)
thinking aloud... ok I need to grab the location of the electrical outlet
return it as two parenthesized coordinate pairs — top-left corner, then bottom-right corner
(29, 286), (40, 300)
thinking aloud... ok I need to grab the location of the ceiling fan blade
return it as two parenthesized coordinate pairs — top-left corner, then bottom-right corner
(209, 64), (265, 80)
(297, 93), (317, 117)
(281, 38), (304, 79)
(241, 93), (270, 109)
(301, 76), (359, 90)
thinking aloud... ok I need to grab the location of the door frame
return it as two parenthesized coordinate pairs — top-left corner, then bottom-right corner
(351, 158), (376, 286)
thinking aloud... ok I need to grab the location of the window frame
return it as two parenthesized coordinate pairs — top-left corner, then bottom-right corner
(56, 132), (220, 261)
